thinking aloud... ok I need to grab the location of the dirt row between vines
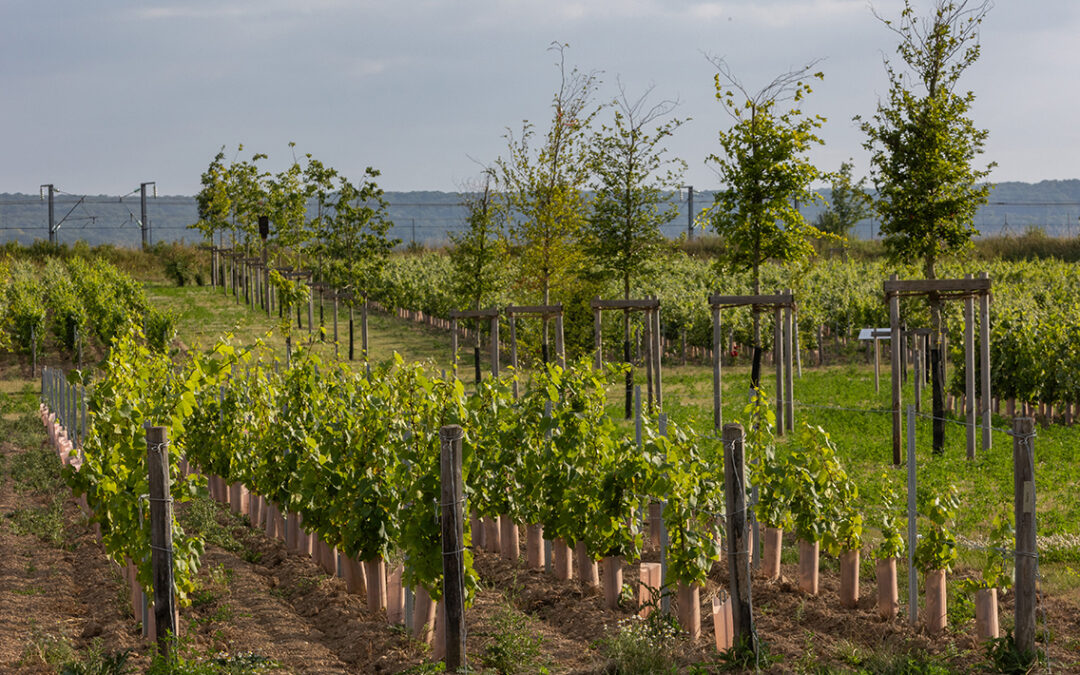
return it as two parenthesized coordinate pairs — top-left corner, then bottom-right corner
(3, 426), (1080, 673)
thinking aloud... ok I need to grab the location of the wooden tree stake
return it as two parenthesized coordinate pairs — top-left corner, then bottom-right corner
(147, 426), (177, 654)
(1013, 416), (1037, 654)
(723, 423), (754, 652)
(439, 424), (466, 669)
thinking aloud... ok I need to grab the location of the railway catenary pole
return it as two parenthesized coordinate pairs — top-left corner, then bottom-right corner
(141, 182), (156, 250)
(40, 184), (55, 244)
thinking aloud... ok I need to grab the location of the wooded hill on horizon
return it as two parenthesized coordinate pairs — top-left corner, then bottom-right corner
(1, 179), (1078, 249)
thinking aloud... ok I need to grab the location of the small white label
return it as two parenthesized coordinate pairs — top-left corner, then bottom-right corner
(1023, 481), (1035, 514)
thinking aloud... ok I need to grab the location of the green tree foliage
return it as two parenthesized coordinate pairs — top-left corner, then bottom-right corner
(303, 156), (339, 279)
(323, 167), (398, 294)
(450, 171), (506, 313)
(584, 83), (686, 301)
(706, 58), (827, 344)
(815, 160), (872, 240)
(498, 43), (599, 309)
(225, 146), (269, 255)
(267, 144), (311, 269)
(859, 0), (994, 279)
(860, 0), (994, 453)
(193, 147), (232, 248)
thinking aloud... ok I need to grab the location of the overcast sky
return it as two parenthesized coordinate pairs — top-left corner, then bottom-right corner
(2, 0), (1074, 196)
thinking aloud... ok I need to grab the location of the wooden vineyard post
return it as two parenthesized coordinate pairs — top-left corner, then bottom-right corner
(784, 291), (794, 431)
(793, 305), (802, 378)
(712, 305), (722, 430)
(773, 305), (784, 435)
(979, 272), (991, 452)
(652, 302), (663, 411)
(658, 412), (671, 616)
(362, 295), (370, 362)
(490, 313), (500, 378)
(889, 275), (902, 466)
(965, 274), (976, 460)
(914, 335), (923, 412)
(348, 300), (355, 361)
(593, 300), (602, 371)
(146, 426), (177, 654)
(451, 319), (459, 371)
(333, 292), (340, 358)
(644, 307), (654, 410)
(508, 312), (519, 399)
(1013, 416), (1037, 655)
(906, 405), (918, 627)
(439, 425), (466, 670)
(555, 313), (565, 368)
(723, 423), (754, 653)
(307, 276), (314, 337)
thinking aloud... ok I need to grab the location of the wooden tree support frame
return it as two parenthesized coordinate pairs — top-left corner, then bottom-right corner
(884, 273), (992, 465)
(450, 308), (500, 380)
(591, 297), (663, 412)
(708, 291), (795, 435)
(505, 304), (565, 399)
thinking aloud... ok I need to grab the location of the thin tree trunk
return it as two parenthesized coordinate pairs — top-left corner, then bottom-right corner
(930, 280), (945, 454)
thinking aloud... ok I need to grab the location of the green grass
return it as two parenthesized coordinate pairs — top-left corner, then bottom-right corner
(644, 359), (1080, 539)
(146, 284), (454, 369)
(611, 357), (1080, 604)
(8, 496), (66, 546)
(11, 444), (66, 494)
(178, 493), (245, 555)
(478, 604), (551, 675)
(0, 384), (46, 449)
(5, 443), (68, 547)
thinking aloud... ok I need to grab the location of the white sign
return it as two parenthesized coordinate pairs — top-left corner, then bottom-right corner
(858, 328), (892, 340)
